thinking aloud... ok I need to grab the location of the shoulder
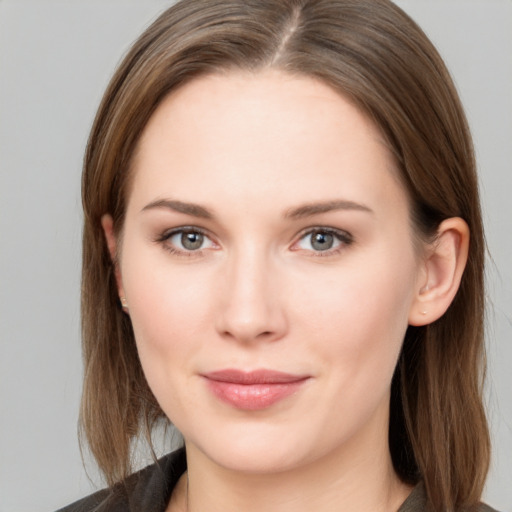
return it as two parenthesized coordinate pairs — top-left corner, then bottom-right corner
(398, 482), (501, 512)
(54, 448), (187, 512)
(55, 487), (116, 512)
(478, 504), (500, 512)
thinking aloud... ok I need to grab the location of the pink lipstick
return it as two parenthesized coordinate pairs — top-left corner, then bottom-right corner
(202, 369), (309, 410)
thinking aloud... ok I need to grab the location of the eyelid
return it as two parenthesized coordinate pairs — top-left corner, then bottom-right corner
(156, 225), (203, 241)
(291, 226), (354, 255)
(154, 225), (353, 257)
(155, 226), (219, 256)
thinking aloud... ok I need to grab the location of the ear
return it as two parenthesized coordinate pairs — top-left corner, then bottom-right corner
(409, 217), (469, 326)
(101, 214), (126, 306)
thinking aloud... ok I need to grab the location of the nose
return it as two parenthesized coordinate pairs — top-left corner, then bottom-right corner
(214, 248), (288, 344)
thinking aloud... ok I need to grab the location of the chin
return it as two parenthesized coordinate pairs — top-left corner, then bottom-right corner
(184, 421), (313, 474)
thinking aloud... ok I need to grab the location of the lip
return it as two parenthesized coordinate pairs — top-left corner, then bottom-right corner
(201, 369), (310, 410)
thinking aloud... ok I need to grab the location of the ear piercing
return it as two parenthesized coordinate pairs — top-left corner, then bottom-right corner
(120, 296), (129, 309)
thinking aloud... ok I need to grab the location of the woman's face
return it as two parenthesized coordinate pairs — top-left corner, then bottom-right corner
(112, 70), (426, 473)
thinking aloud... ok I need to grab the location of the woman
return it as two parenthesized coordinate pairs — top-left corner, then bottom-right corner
(58, 0), (496, 511)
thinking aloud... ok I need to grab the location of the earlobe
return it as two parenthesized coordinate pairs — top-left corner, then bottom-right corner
(101, 214), (126, 304)
(409, 217), (469, 326)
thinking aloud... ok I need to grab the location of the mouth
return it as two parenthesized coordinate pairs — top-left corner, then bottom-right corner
(201, 369), (310, 410)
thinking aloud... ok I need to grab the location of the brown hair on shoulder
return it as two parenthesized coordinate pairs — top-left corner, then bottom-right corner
(80, 1), (490, 509)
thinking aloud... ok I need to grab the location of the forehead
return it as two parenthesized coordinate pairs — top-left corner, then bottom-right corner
(128, 69), (407, 217)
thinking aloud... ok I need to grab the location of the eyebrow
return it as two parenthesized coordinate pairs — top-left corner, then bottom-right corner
(141, 198), (373, 220)
(141, 199), (213, 219)
(284, 200), (373, 219)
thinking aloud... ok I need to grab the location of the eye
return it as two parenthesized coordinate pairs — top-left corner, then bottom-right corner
(294, 228), (352, 254)
(173, 230), (207, 251)
(158, 227), (216, 254)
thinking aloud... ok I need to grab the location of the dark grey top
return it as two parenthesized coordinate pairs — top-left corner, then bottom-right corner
(56, 448), (498, 512)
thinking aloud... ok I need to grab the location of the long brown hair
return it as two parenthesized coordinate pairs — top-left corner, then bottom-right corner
(80, 1), (490, 509)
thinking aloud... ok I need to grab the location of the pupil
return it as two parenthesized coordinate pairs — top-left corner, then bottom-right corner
(312, 232), (333, 251)
(181, 232), (203, 250)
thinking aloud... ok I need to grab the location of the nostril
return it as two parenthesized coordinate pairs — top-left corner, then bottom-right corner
(220, 329), (274, 340)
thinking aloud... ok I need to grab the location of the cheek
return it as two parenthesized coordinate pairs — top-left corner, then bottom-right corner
(123, 268), (215, 420)
(292, 251), (417, 377)
(119, 244), (216, 385)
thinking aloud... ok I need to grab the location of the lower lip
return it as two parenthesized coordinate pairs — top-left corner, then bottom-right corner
(204, 379), (308, 410)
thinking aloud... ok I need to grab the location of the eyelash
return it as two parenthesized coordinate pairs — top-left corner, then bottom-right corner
(155, 226), (354, 258)
(155, 226), (215, 258)
(292, 227), (354, 257)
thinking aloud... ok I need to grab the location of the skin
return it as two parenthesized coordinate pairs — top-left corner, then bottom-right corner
(103, 69), (469, 512)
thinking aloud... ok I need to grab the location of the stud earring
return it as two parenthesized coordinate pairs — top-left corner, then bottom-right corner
(120, 296), (129, 309)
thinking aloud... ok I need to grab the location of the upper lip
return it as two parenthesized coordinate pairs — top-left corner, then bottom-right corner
(202, 369), (309, 385)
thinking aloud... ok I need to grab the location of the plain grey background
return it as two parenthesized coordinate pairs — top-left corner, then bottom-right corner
(0, 1), (510, 511)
